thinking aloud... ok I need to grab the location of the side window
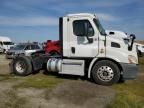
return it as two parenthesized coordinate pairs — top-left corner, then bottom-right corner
(25, 45), (31, 50)
(35, 45), (40, 49)
(31, 45), (35, 50)
(73, 20), (94, 37)
(31, 45), (40, 49)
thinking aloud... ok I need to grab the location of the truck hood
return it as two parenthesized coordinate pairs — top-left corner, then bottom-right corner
(106, 30), (128, 40)
(105, 30), (131, 46)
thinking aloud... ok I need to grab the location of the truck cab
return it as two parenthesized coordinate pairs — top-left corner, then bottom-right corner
(0, 36), (14, 53)
(61, 13), (137, 62)
(11, 13), (138, 86)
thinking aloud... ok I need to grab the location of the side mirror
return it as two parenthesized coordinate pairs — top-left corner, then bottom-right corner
(84, 22), (94, 43)
(128, 34), (136, 51)
(130, 34), (136, 39)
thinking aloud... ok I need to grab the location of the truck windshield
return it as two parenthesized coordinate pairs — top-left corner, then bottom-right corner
(3, 42), (14, 45)
(93, 18), (106, 36)
(13, 45), (26, 50)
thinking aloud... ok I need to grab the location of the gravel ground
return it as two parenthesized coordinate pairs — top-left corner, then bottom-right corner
(0, 54), (10, 64)
(0, 54), (115, 108)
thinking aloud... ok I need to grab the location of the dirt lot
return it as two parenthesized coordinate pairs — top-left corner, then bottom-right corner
(0, 55), (115, 108)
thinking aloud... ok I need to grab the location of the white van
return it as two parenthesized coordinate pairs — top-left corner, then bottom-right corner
(0, 36), (14, 53)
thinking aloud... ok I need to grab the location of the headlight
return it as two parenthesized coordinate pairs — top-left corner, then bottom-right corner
(128, 55), (137, 64)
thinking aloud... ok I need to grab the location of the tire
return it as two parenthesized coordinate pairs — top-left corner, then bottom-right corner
(12, 56), (32, 76)
(92, 60), (120, 86)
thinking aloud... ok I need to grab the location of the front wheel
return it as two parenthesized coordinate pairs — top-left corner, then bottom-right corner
(92, 60), (120, 86)
(12, 56), (32, 76)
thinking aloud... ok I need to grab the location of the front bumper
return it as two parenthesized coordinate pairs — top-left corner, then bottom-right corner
(5, 54), (15, 59)
(121, 63), (138, 80)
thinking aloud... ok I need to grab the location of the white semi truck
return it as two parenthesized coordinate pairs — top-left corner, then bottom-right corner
(0, 36), (14, 53)
(10, 13), (138, 85)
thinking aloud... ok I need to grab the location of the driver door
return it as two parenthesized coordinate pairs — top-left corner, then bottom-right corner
(68, 17), (99, 58)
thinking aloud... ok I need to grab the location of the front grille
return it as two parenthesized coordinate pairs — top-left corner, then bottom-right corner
(7, 52), (13, 55)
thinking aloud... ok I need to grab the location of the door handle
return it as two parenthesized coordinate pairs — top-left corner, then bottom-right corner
(71, 47), (75, 54)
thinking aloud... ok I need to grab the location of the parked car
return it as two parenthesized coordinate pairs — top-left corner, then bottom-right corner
(136, 43), (144, 57)
(6, 43), (42, 58)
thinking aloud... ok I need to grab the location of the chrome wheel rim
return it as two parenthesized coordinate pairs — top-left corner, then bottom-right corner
(15, 61), (26, 73)
(97, 66), (114, 82)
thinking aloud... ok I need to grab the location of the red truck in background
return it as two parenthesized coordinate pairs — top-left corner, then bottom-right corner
(44, 40), (60, 55)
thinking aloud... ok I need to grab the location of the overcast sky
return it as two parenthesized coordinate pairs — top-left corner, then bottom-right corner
(0, 0), (143, 42)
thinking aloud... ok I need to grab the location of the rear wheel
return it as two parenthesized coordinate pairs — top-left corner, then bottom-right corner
(92, 60), (120, 86)
(12, 56), (32, 76)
